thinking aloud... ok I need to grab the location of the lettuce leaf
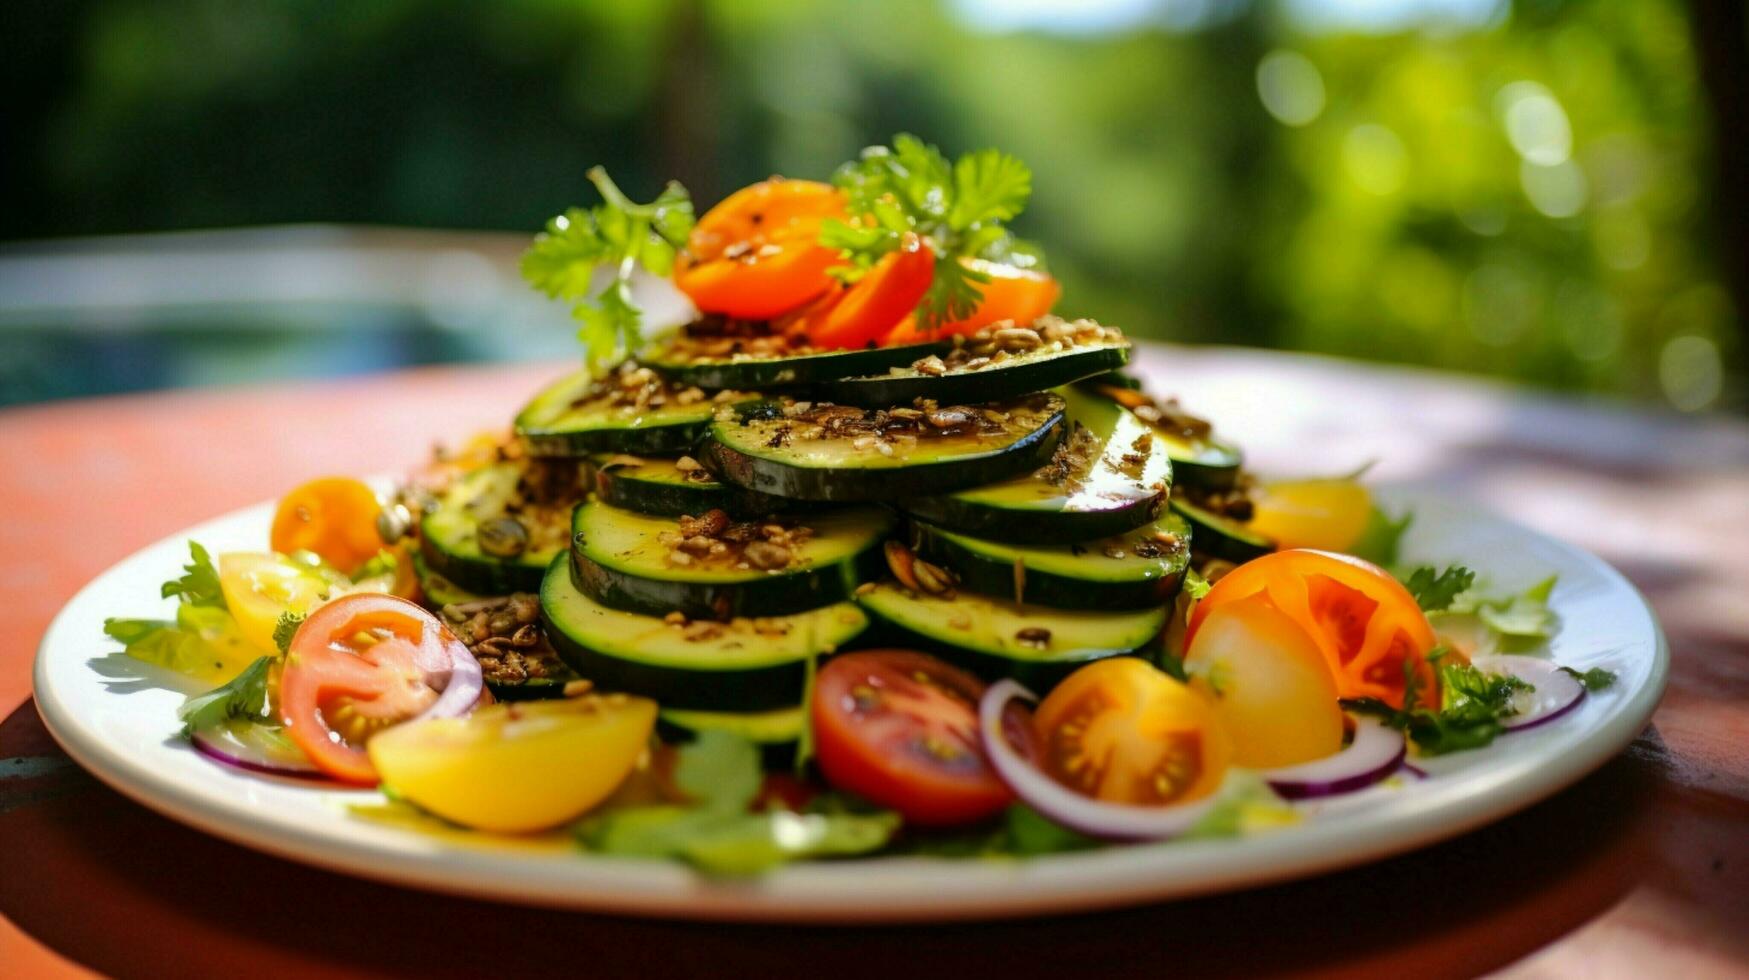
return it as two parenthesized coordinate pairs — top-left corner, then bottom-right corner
(177, 656), (275, 735)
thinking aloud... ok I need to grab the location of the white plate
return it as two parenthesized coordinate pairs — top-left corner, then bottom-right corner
(33, 486), (1666, 922)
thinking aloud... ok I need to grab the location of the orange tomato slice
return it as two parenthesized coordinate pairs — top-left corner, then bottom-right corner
(270, 477), (384, 576)
(883, 258), (1060, 345)
(674, 179), (847, 320)
(1185, 549), (1440, 710)
(796, 232), (936, 350)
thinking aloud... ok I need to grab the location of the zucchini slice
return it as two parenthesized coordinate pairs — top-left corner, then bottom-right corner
(902, 386), (1170, 543)
(913, 510), (1193, 611)
(703, 394), (1066, 502)
(541, 557), (868, 711)
(1170, 498), (1274, 562)
(419, 461), (580, 594)
(643, 337), (947, 391)
(817, 338), (1129, 409)
(514, 368), (753, 457)
(855, 582), (1167, 690)
(592, 454), (789, 518)
(1082, 383), (1243, 491)
(569, 500), (891, 619)
(656, 704), (804, 770)
(411, 551), (483, 608)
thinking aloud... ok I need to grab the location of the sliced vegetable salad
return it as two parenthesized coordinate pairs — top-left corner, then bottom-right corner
(103, 136), (1612, 874)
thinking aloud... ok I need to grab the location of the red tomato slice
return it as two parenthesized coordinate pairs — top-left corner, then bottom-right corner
(674, 179), (847, 320)
(1185, 549), (1440, 710)
(795, 232), (936, 350)
(883, 258), (1060, 345)
(280, 593), (467, 785)
(811, 649), (1013, 826)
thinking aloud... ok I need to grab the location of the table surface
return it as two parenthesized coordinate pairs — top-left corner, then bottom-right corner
(3, 346), (1746, 979)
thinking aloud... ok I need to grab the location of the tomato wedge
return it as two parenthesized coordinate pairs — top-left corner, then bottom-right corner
(883, 258), (1060, 345)
(674, 178), (847, 320)
(811, 650), (1013, 826)
(1033, 657), (1231, 805)
(280, 594), (468, 785)
(271, 477), (385, 576)
(1185, 549), (1440, 710)
(794, 232), (936, 350)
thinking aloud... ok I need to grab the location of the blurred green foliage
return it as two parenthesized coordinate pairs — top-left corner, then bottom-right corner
(2, 0), (1737, 410)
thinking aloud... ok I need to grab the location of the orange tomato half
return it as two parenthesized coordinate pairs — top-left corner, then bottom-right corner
(674, 178), (847, 320)
(1185, 550), (1440, 711)
(796, 232), (937, 350)
(883, 258), (1060, 345)
(270, 477), (385, 576)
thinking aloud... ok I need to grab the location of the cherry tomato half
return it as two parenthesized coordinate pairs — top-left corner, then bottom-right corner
(811, 650), (1013, 826)
(1185, 549), (1440, 710)
(280, 593), (469, 785)
(674, 178), (847, 320)
(883, 258), (1061, 345)
(792, 232), (937, 350)
(270, 477), (385, 576)
(1033, 657), (1231, 805)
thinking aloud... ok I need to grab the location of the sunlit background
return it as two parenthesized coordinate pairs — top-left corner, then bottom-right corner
(3, 0), (1742, 413)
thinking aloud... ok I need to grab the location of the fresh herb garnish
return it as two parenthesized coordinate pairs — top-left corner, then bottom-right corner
(1559, 666), (1617, 691)
(1350, 506), (1412, 567)
(162, 541), (226, 609)
(177, 656), (275, 736)
(103, 541), (254, 679)
(822, 134), (1040, 329)
(1404, 564), (1476, 612)
(1347, 653), (1535, 756)
(522, 168), (695, 368)
(1182, 567), (1213, 601)
(575, 732), (898, 875)
(272, 612), (305, 656)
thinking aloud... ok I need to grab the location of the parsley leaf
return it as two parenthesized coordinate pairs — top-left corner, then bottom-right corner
(1560, 666), (1618, 691)
(1404, 564), (1476, 612)
(272, 612), (305, 656)
(162, 541), (226, 609)
(1347, 657), (1535, 756)
(522, 168), (694, 369)
(177, 656), (276, 735)
(823, 134), (1039, 329)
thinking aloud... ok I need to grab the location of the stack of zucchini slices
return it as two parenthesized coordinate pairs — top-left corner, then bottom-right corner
(418, 314), (1269, 766)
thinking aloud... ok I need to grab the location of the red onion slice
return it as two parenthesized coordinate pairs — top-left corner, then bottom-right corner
(977, 679), (1220, 842)
(414, 641), (483, 722)
(1472, 654), (1586, 732)
(191, 721), (326, 779)
(1259, 716), (1405, 800)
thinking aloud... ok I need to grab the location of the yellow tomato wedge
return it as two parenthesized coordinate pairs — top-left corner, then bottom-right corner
(1184, 593), (1344, 768)
(367, 695), (657, 833)
(217, 552), (347, 653)
(1246, 478), (1372, 552)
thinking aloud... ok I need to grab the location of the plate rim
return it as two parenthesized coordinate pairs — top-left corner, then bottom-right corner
(32, 488), (1669, 923)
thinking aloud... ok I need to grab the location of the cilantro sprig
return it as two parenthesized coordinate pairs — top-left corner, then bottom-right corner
(522, 168), (694, 368)
(1404, 564), (1476, 612)
(821, 134), (1041, 329)
(1347, 651), (1535, 756)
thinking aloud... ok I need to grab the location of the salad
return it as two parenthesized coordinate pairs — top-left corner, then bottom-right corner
(103, 135), (1615, 873)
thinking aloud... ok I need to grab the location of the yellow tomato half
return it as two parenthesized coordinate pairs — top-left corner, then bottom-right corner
(1184, 593), (1344, 768)
(1033, 657), (1231, 805)
(217, 552), (347, 653)
(367, 695), (657, 833)
(1247, 478), (1372, 553)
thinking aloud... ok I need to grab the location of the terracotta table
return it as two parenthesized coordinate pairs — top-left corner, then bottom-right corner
(3, 347), (1746, 979)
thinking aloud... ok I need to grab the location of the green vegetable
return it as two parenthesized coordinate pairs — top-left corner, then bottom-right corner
(1560, 666), (1617, 691)
(177, 656), (275, 735)
(1350, 506), (1412, 567)
(576, 732), (899, 874)
(1460, 576), (1558, 639)
(1182, 567), (1213, 601)
(162, 541), (226, 609)
(1404, 564), (1476, 612)
(102, 541), (255, 679)
(1181, 771), (1300, 840)
(272, 612), (305, 656)
(522, 167), (694, 368)
(821, 134), (1040, 328)
(1348, 652), (1535, 756)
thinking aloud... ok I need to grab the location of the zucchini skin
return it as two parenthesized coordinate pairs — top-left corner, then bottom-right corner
(643, 342), (948, 391)
(1167, 448), (1243, 492)
(702, 407), (1066, 503)
(901, 490), (1163, 546)
(519, 421), (713, 459)
(417, 533), (550, 595)
(1170, 499), (1274, 562)
(855, 615), (1156, 692)
(910, 520), (1188, 611)
(568, 545), (886, 621)
(544, 612), (811, 712)
(485, 676), (571, 702)
(593, 464), (790, 519)
(816, 344), (1128, 409)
